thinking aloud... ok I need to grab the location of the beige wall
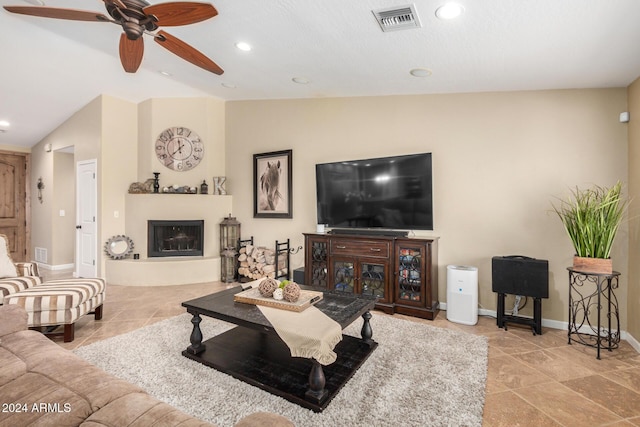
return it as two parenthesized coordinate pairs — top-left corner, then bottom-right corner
(137, 97), (226, 185)
(51, 151), (75, 265)
(100, 96), (138, 275)
(23, 87), (634, 331)
(226, 89), (629, 326)
(628, 77), (640, 340)
(31, 96), (102, 268)
(29, 95), (227, 276)
(30, 95), (138, 274)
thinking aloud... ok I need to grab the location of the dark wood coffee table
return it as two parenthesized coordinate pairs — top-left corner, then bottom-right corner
(181, 285), (378, 412)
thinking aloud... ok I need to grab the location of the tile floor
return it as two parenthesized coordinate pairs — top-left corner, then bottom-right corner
(44, 270), (640, 427)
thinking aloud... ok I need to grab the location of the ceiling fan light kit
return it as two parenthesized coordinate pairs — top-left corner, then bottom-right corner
(3, 0), (224, 75)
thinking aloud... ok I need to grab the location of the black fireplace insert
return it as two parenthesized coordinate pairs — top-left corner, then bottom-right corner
(148, 220), (204, 257)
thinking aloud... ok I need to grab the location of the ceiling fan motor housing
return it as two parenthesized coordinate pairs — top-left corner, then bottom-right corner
(107, 0), (158, 39)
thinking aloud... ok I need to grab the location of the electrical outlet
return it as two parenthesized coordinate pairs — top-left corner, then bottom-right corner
(114, 210), (119, 218)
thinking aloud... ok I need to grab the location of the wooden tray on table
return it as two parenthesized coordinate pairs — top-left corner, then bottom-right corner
(233, 287), (323, 312)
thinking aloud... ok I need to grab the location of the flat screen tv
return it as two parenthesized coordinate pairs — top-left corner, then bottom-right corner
(315, 153), (433, 231)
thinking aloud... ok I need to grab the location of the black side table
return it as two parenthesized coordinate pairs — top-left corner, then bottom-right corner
(567, 267), (620, 359)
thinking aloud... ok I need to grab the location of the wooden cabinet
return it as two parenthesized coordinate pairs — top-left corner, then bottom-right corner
(394, 238), (439, 319)
(303, 233), (439, 320)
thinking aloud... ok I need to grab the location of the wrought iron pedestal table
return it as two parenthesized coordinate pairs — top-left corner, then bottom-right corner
(567, 267), (620, 359)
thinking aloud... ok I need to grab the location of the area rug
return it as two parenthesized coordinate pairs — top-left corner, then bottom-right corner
(74, 313), (488, 427)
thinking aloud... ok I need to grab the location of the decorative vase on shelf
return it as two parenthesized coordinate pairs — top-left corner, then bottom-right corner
(552, 181), (628, 275)
(153, 172), (160, 193)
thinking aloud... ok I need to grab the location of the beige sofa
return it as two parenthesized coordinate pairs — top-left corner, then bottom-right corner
(0, 304), (293, 426)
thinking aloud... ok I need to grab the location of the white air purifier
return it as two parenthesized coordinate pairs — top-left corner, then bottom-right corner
(446, 265), (479, 325)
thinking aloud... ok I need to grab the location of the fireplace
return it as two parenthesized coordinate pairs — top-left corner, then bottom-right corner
(148, 220), (204, 257)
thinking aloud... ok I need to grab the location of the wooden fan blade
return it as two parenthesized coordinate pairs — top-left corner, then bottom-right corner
(154, 30), (223, 75)
(143, 2), (217, 27)
(119, 34), (144, 73)
(3, 6), (108, 22)
(102, 0), (127, 10)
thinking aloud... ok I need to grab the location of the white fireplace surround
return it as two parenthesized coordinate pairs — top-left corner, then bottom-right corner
(105, 193), (232, 286)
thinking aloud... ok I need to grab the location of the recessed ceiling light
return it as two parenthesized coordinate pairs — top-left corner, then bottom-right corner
(292, 77), (310, 84)
(410, 68), (432, 77)
(0, 120), (10, 127)
(221, 82), (236, 89)
(159, 70), (172, 76)
(235, 42), (252, 52)
(435, 2), (464, 20)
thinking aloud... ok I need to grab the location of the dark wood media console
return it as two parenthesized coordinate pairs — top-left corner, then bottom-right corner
(303, 233), (439, 320)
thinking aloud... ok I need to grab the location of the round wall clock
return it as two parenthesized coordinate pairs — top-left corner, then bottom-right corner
(155, 126), (204, 171)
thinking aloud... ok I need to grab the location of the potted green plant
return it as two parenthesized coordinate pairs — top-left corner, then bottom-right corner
(552, 181), (628, 274)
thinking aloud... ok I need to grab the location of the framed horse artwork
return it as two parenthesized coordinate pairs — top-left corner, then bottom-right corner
(253, 149), (293, 218)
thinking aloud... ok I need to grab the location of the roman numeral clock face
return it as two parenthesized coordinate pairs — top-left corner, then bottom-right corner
(155, 127), (204, 171)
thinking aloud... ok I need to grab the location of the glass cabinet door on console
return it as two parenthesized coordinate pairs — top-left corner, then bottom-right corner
(304, 235), (328, 288)
(330, 259), (388, 302)
(360, 262), (386, 300)
(397, 246), (424, 304)
(393, 238), (439, 319)
(332, 259), (355, 293)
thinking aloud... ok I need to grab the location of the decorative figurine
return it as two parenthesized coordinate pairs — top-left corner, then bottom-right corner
(153, 172), (160, 193)
(259, 277), (278, 297)
(213, 176), (227, 195)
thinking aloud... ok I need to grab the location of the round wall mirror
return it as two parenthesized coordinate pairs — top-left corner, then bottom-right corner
(104, 235), (134, 260)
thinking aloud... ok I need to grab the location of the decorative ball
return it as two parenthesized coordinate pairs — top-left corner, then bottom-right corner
(283, 282), (301, 302)
(258, 277), (278, 297)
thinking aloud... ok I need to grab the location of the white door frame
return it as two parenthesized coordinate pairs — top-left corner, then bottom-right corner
(76, 159), (97, 278)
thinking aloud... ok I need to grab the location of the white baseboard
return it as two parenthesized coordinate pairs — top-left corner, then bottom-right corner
(440, 302), (639, 353)
(36, 263), (75, 271)
(626, 332), (640, 353)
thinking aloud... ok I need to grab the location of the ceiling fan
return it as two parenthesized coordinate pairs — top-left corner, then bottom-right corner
(3, 0), (223, 74)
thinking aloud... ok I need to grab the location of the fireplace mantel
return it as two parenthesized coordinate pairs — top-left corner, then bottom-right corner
(105, 193), (232, 286)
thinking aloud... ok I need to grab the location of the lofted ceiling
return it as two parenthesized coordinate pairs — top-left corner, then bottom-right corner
(1, 0), (640, 149)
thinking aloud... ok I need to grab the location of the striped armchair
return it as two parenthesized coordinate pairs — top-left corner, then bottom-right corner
(0, 234), (42, 305)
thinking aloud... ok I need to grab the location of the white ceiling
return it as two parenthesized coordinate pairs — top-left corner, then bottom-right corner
(1, 0), (640, 149)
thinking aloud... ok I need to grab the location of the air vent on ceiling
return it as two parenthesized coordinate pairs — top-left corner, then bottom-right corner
(372, 4), (422, 32)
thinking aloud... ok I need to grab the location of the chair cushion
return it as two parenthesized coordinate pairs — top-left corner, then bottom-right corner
(5, 279), (105, 328)
(0, 276), (42, 305)
(0, 234), (17, 279)
(6, 278), (105, 311)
